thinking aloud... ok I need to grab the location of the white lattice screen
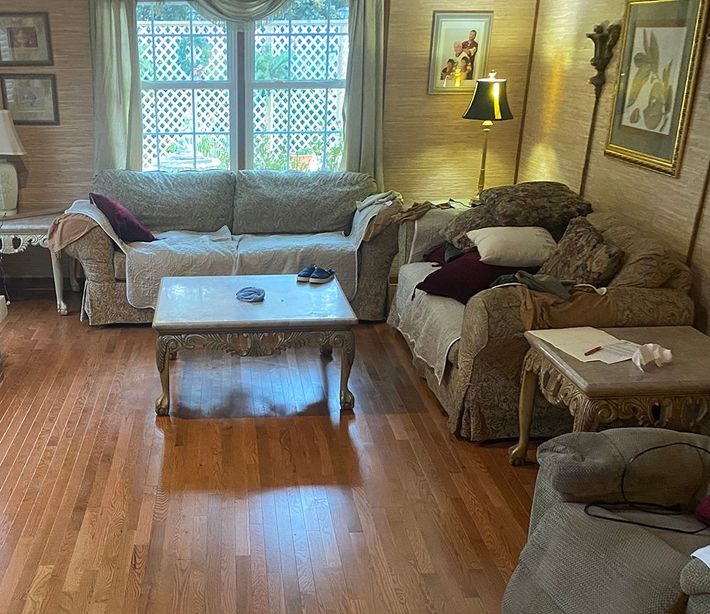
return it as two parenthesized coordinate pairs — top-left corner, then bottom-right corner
(137, 0), (348, 172)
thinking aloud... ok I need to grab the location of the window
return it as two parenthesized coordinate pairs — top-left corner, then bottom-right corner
(137, 1), (348, 172)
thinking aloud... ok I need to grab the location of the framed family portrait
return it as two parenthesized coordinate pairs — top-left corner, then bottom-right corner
(0, 13), (53, 66)
(1, 74), (59, 125)
(606, 0), (707, 176)
(428, 11), (493, 95)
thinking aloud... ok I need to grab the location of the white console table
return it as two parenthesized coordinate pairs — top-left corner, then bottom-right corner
(0, 213), (78, 315)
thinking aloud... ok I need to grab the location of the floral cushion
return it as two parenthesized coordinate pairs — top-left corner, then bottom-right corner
(442, 181), (592, 250)
(539, 217), (623, 286)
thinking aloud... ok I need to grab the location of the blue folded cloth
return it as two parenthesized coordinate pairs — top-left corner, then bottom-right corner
(236, 286), (265, 302)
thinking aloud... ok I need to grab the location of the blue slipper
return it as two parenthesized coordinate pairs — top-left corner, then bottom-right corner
(309, 267), (335, 284)
(297, 264), (316, 282)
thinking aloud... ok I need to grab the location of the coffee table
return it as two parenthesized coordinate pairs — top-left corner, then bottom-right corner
(152, 275), (357, 416)
(509, 326), (710, 466)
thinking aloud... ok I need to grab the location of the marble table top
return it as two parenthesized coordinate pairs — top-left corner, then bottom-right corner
(0, 213), (59, 234)
(153, 275), (358, 332)
(525, 326), (710, 397)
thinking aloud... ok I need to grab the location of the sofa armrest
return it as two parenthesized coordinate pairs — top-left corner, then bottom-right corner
(682, 559), (710, 611)
(398, 206), (465, 265)
(450, 285), (694, 441)
(62, 226), (116, 283)
(536, 429), (710, 507)
(352, 222), (398, 321)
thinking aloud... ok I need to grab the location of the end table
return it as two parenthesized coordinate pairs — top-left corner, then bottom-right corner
(0, 213), (78, 315)
(509, 326), (710, 466)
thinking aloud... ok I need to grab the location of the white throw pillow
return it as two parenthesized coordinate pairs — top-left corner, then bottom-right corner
(465, 227), (556, 267)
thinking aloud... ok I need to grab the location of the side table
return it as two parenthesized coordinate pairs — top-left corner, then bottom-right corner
(509, 326), (710, 466)
(0, 213), (78, 315)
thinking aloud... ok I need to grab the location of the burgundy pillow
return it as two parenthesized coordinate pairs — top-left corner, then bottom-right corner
(424, 244), (447, 266)
(416, 251), (522, 304)
(89, 192), (156, 242)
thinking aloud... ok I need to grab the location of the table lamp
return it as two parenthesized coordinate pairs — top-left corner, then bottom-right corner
(462, 72), (512, 195)
(0, 110), (26, 217)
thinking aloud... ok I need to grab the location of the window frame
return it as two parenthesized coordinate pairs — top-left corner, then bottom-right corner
(137, 1), (348, 173)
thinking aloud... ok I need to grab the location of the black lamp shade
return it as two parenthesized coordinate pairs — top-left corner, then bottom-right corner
(462, 75), (513, 121)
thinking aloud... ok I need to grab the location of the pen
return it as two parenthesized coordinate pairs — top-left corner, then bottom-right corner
(584, 346), (602, 356)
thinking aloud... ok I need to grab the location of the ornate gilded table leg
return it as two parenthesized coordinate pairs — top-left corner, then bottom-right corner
(49, 250), (68, 316)
(509, 361), (539, 466)
(69, 257), (81, 292)
(335, 331), (355, 412)
(155, 335), (173, 416)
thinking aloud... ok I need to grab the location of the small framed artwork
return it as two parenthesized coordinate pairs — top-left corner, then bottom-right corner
(606, 0), (707, 176)
(0, 13), (53, 66)
(427, 11), (493, 95)
(0, 74), (59, 125)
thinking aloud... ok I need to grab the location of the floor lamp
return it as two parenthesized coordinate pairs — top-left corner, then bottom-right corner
(462, 72), (513, 195)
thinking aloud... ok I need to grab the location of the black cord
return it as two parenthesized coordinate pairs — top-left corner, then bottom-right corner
(583, 442), (710, 535)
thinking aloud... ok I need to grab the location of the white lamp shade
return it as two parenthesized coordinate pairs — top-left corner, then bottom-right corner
(0, 110), (25, 155)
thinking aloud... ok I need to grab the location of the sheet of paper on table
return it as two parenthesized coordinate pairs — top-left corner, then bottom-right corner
(528, 327), (641, 364)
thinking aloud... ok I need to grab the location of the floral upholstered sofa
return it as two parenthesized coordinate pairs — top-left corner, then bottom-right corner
(62, 170), (398, 325)
(389, 183), (695, 442)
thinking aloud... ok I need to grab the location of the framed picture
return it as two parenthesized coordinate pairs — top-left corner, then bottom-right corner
(0, 74), (59, 125)
(0, 13), (53, 66)
(427, 11), (493, 95)
(606, 0), (707, 176)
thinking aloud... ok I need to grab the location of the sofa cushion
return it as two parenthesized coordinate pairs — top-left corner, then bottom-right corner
(395, 262), (463, 368)
(539, 217), (623, 286)
(466, 226), (556, 267)
(416, 251), (521, 305)
(234, 232), (360, 299)
(232, 170), (376, 235)
(442, 182), (592, 250)
(91, 170), (235, 233)
(89, 192), (156, 243)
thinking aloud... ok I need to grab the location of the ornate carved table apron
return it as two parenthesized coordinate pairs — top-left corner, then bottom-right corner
(152, 274), (357, 416)
(509, 326), (710, 466)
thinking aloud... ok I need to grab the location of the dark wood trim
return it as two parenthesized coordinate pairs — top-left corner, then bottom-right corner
(512, 0), (541, 184)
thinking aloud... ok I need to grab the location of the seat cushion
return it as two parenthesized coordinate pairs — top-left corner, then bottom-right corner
(91, 170), (235, 233)
(234, 232), (360, 300)
(232, 170), (376, 235)
(507, 501), (707, 614)
(395, 262), (464, 370)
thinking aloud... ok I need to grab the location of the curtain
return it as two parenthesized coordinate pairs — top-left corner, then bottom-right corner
(342, 0), (385, 189)
(188, 0), (291, 22)
(90, 0), (143, 171)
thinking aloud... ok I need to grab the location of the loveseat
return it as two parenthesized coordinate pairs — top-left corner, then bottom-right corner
(389, 206), (695, 442)
(503, 428), (710, 613)
(63, 170), (398, 325)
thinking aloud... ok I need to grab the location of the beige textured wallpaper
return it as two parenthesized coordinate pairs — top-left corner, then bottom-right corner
(518, 0), (710, 331)
(383, 0), (538, 201)
(0, 0), (94, 212)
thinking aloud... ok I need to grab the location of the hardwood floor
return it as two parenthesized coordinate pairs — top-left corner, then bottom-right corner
(0, 297), (537, 614)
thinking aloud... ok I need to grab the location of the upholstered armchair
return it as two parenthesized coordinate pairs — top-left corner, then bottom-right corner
(503, 428), (710, 614)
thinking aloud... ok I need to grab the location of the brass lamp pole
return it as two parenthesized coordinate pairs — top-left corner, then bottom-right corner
(462, 72), (513, 195)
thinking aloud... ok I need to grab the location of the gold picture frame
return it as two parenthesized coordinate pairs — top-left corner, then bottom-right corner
(605, 0), (707, 176)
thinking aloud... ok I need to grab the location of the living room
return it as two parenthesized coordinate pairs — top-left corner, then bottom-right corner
(0, 0), (709, 612)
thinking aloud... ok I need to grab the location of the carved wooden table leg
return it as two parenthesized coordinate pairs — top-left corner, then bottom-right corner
(337, 331), (355, 412)
(509, 364), (539, 466)
(155, 335), (172, 416)
(320, 342), (333, 359)
(572, 399), (603, 432)
(49, 250), (68, 316)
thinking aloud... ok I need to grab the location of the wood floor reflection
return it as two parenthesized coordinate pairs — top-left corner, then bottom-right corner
(0, 298), (537, 613)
